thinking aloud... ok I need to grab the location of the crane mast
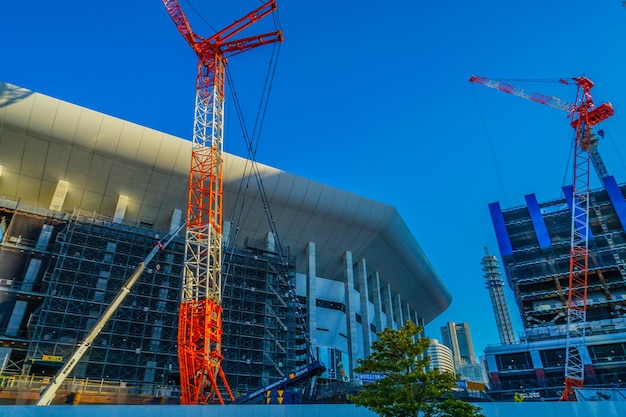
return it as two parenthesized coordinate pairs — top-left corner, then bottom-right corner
(469, 75), (614, 400)
(561, 79), (593, 401)
(162, 0), (282, 404)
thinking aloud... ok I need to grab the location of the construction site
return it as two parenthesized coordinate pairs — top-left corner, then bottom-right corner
(4, 0), (626, 410)
(468, 74), (626, 401)
(0, 204), (301, 403)
(0, 1), (456, 405)
(0, 11), (451, 400)
(484, 180), (626, 400)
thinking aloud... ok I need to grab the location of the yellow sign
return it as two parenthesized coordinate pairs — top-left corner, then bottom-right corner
(42, 355), (63, 362)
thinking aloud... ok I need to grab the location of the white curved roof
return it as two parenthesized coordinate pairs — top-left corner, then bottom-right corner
(0, 81), (451, 323)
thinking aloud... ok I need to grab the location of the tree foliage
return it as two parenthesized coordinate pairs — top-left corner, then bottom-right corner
(349, 320), (484, 417)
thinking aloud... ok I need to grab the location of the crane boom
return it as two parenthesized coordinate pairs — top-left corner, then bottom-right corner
(469, 75), (574, 112)
(161, 0), (282, 405)
(470, 75), (614, 400)
(469, 75), (614, 129)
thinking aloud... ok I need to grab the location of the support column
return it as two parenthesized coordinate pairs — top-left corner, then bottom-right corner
(382, 283), (395, 329)
(530, 349), (546, 383)
(6, 301), (27, 337)
(49, 180), (69, 211)
(412, 311), (422, 328)
(404, 302), (411, 327)
(395, 292), (404, 327)
(113, 195), (129, 224)
(170, 208), (183, 233)
(344, 251), (359, 370)
(369, 271), (384, 336)
(582, 345), (597, 383)
(306, 242), (317, 350)
(357, 258), (371, 357)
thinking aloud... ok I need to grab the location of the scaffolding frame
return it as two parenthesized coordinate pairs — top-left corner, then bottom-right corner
(221, 240), (297, 395)
(0, 201), (301, 398)
(27, 212), (184, 383)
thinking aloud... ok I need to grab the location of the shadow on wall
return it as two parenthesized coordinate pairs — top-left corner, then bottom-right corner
(0, 82), (33, 108)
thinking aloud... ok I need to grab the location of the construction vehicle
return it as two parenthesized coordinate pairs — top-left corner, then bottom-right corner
(234, 360), (325, 404)
(469, 75), (614, 400)
(35, 223), (185, 406)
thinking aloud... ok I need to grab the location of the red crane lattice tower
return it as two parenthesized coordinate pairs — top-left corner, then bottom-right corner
(162, 0), (282, 405)
(469, 75), (614, 401)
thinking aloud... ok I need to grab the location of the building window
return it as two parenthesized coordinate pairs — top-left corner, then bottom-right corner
(589, 343), (626, 364)
(539, 348), (565, 368)
(496, 351), (532, 371)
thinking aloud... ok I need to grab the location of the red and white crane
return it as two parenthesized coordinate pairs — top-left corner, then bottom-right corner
(162, 1), (282, 405)
(469, 75), (614, 401)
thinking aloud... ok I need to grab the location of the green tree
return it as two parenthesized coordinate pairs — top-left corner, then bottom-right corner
(349, 320), (484, 417)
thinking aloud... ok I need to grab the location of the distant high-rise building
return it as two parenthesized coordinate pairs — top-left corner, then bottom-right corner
(457, 363), (484, 384)
(440, 322), (477, 369)
(481, 247), (516, 345)
(427, 339), (455, 375)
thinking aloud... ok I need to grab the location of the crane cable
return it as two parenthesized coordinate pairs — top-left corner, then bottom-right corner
(470, 84), (510, 203)
(597, 124), (626, 178)
(213, 6), (315, 360)
(222, 39), (283, 280)
(182, 0), (308, 350)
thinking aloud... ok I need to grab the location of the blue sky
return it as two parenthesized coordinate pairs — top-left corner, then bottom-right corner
(3, 1), (626, 359)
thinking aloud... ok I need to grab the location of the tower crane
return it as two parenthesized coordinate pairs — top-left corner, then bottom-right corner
(161, 0), (282, 405)
(469, 75), (614, 401)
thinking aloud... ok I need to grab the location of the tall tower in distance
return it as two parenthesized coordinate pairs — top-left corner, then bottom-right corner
(481, 247), (516, 345)
(440, 322), (477, 368)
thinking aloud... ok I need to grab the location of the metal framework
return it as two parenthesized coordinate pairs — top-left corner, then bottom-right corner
(221, 240), (296, 394)
(26, 211), (184, 384)
(0, 198), (301, 402)
(561, 79), (595, 401)
(469, 75), (614, 400)
(487, 182), (626, 400)
(481, 247), (516, 345)
(161, 0), (282, 404)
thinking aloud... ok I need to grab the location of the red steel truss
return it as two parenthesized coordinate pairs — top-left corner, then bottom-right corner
(161, 0), (282, 404)
(469, 75), (614, 400)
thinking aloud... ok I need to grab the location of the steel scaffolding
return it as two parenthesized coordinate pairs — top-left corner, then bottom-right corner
(221, 238), (297, 396)
(27, 211), (184, 383)
(1, 202), (301, 399)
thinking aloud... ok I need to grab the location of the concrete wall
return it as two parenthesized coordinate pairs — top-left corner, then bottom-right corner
(1, 402), (626, 417)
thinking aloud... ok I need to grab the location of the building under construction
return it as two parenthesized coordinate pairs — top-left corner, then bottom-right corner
(0, 82), (451, 403)
(484, 177), (626, 401)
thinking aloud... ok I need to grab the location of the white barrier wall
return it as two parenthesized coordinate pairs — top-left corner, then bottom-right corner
(1, 402), (626, 417)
